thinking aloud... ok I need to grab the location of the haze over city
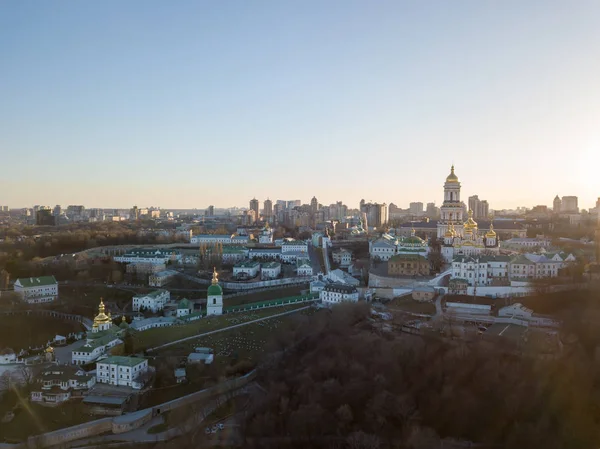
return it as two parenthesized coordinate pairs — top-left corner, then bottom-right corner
(1, 1), (599, 209)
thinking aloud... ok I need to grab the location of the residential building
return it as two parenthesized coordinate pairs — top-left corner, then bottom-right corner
(261, 262), (281, 280)
(561, 196), (579, 213)
(176, 298), (193, 317)
(191, 234), (249, 245)
(409, 202), (424, 216)
(320, 283), (359, 304)
(188, 351), (214, 365)
(296, 258), (313, 276)
(14, 276), (58, 304)
(30, 365), (96, 406)
(132, 289), (170, 312)
(36, 208), (56, 226)
(206, 205), (215, 216)
(233, 260), (261, 279)
(509, 253), (569, 280)
(126, 262), (167, 275)
(249, 198), (259, 223)
(502, 237), (551, 250)
(222, 246), (249, 263)
(553, 195), (562, 213)
(388, 254), (429, 276)
(148, 270), (178, 287)
(96, 356), (148, 389)
(468, 195), (490, 219)
(263, 199), (273, 222)
(114, 248), (176, 265)
(248, 247), (281, 260)
(360, 201), (388, 228)
(328, 269), (360, 286)
(332, 248), (352, 267)
(207, 269), (223, 316)
(451, 255), (511, 287)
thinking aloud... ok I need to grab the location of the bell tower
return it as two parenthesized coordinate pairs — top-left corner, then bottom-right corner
(438, 165), (464, 238)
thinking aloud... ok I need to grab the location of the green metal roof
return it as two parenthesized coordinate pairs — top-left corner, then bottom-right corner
(207, 284), (223, 296)
(98, 356), (146, 367)
(15, 276), (57, 287)
(177, 298), (191, 309)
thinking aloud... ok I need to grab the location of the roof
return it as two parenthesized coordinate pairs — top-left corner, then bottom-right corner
(389, 254), (427, 262)
(83, 396), (127, 406)
(174, 368), (186, 378)
(133, 289), (168, 299)
(324, 283), (358, 293)
(262, 262), (280, 269)
(177, 298), (191, 309)
(207, 284), (223, 296)
(452, 255), (511, 264)
(188, 353), (213, 361)
(234, 260), (260, 268)
(282, 240), (307, 246)
(15, 276), (57, 287)
(97, 356), (146, 367)
(130, 317), (176, 330)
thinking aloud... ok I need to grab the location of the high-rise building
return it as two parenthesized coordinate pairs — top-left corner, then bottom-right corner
(130, 206), (139, 221)
(263, 199), (273, 222)
(249, 198), (259, 223)
(409, 202), (424, 216)
(426, 202), (439, 219)
(53, 205), (62, 217)
(36, 209), (56, 226)
(276, 200), (287, 210)
(468, 195), (490, 219)
(310, 197), (319, 214)
(206, 205), (214, 217)
(553, 195), (562, 213)
(561, 196), (579, 213)
(360, 202), (388, 228)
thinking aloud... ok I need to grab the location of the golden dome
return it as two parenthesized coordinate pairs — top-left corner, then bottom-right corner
(93, 298), (112, 326)
(444, 222), (457, 238)
(485, 223), (497, 238)
(45, 346), (54, 353)
(463, 210), (478, 230)
(446, 165), (459, 183)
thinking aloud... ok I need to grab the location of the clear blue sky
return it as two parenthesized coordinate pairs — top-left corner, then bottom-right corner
(1, 1), (599, 210)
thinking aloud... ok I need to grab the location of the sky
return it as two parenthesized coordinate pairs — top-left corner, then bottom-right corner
(1, 0), (599, 211)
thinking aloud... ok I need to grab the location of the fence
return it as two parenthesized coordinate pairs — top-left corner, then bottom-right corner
(224, 293), (319, 313)
(0, 309), (93, 330)
(181, 273), (310, 290)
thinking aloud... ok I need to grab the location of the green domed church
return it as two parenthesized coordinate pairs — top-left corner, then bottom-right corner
(207, 268), (223, 316)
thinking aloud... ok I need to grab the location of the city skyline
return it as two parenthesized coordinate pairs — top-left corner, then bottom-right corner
(1, 2), (599, 209)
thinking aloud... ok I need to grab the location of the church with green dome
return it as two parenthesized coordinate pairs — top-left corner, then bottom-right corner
(207, 268), (223, 316)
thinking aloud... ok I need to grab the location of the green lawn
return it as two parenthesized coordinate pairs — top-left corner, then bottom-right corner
(0, 315), (83, 351)
(134, 303), (310, 352)
(0, 402), (95, 442)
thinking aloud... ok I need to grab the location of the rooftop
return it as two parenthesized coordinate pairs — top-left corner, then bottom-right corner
(15, 276), (57, 287)
(262, 262), (281, 269)
(97, 356), (146, 367)
(234, 260), (260, 268)
(133, 289), (168, 299)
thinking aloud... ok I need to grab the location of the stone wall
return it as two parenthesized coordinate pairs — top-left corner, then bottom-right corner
(20, 370), (257, 449)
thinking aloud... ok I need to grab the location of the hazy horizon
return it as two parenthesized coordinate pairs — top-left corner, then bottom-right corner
(1, 1), (599, 210)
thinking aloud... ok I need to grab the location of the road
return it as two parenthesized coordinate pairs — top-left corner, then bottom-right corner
(147, 305), (312, 352)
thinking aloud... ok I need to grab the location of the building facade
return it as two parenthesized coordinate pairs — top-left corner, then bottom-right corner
(96, 356), (148, 389)
(388, 254), (429, 276)
(320, 283), (359, 304)
(132, 289), (170, 312)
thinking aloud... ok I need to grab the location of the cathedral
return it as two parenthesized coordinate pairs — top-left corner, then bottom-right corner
(437, 166), (499, 262)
